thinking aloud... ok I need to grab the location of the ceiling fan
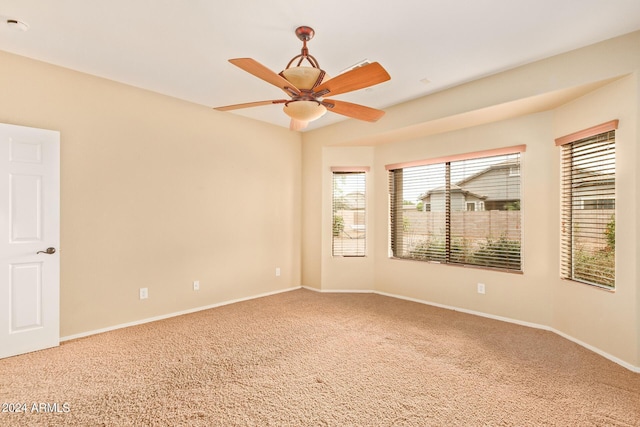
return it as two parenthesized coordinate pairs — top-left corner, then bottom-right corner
(214, 26), (391, 130)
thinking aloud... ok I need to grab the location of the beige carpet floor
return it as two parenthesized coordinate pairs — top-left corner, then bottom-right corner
(1, 289), (639, 426)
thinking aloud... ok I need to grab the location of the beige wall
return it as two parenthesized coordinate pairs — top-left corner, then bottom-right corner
(553, 74), (638, 365)
(0, 50), (302, 337)
(373, 112), (555, 325)
(301, 136), (322, 289)
(302, 31), (640, 369)
(321, 146), (375, 291)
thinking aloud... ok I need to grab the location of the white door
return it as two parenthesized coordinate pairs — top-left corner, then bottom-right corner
(0, 123), (60, 359)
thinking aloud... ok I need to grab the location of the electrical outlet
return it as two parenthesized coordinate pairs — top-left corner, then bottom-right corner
(193, 280), (200, 291)
(139, 287), (148, 300)
(275, 267), (281, 277)
(477, 283), (485, 294)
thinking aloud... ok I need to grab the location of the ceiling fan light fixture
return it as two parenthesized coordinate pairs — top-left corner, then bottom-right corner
(283, 101), (327, 122)
(281, 66), (326, 90)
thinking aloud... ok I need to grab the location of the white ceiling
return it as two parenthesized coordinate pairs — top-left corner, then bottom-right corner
(2, 1), (640, 131)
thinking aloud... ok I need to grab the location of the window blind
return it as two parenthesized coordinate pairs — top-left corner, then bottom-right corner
(389, 149), (522, 271)
(560, 130), (616, 288)
(332, 171), (366, 256)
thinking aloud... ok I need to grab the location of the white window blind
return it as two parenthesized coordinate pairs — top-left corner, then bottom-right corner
(388, 148), (523, 271)
(332, 171), (366, 257)
(560, 130), (616, 288)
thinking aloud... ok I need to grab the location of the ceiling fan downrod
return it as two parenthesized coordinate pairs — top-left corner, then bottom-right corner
(285, 26), (321, 70)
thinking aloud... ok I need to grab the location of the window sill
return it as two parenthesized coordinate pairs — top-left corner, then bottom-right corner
(389, 256), (524, 275)
(560, 278), (615, 292)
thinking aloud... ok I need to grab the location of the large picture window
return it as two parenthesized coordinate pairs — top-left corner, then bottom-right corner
(557, 122), (617, 289)
(332, 169), (367, 257)
(387, 146), (524, 272)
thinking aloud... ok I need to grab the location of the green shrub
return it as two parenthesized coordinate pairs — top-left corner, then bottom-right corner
(333, 215), (344, 237)
(407, 236), (521, 270)
(574, 247), (615, 288)
(505, 201), (521, 211)
(408, 238), (470, 263)
(605, 215), (615, 251)
(472, 237), (521, 270)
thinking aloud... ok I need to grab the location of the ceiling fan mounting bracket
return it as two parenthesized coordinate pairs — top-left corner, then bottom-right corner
(295, 26), (315, 42)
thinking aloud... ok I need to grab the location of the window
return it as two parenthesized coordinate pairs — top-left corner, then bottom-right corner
(332, 169), (367, 257)
(387, 146), (524, 271)
(558, 122), (617, 289)
(581, 198), (615, 210)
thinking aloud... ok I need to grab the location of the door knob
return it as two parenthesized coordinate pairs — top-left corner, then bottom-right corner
(37, 247), (56, 255)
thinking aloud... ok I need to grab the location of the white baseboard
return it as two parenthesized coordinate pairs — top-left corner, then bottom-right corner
(62, 285), (640, 373)
(551, 329), (640, 373)
(60, 286), (302, 342)
(301, 286), (374, 294)
(375, 290), (549, 331)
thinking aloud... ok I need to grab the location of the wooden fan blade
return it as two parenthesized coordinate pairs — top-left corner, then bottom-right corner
(214, 99), (288, 111)
(229, 58), (300, 96)
(312, 62), (390, 97)
(289, 119), (308, 131)
(323, 99), (385, 122)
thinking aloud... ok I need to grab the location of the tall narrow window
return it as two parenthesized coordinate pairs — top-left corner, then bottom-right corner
(332, 169), (367, 257)
(387, 146), (524, 272)
(558, 122), (616, 289)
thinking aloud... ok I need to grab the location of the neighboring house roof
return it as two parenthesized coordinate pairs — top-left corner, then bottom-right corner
(420, 160), (520, 202)
(420, 184), (486, 201)
(455, 160), (518, 187)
